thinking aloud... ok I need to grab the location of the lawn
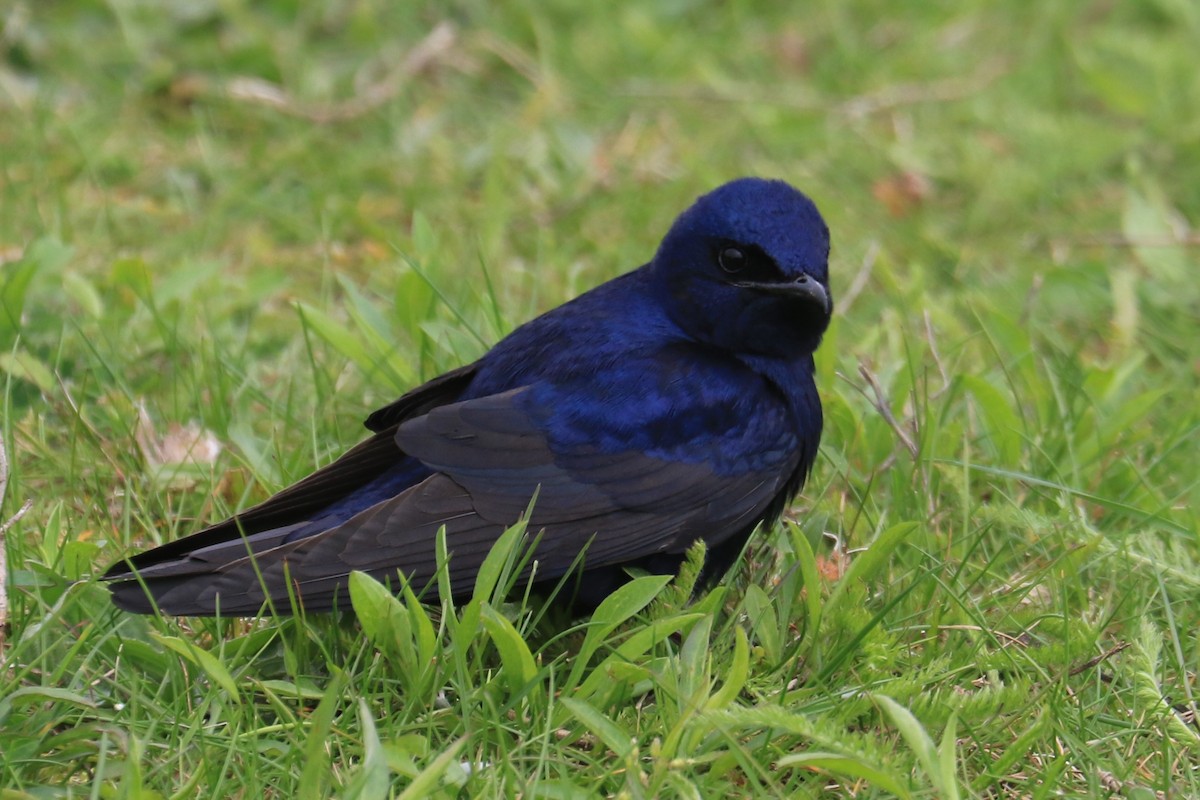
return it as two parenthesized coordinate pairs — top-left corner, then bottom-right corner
(2, 1), (1198, 797)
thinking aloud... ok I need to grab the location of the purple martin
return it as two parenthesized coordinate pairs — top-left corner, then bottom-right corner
(104, 178), (833, 615)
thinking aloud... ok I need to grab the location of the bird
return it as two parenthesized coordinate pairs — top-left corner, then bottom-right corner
(103, 177), (833, 616)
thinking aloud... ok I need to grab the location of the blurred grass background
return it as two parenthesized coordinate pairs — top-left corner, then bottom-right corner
(2, 1), (1198, 797)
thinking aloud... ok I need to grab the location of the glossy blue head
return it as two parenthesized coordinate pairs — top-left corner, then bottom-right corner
(651, 178), (832, 358)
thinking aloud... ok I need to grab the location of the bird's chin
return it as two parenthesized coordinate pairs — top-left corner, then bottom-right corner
(795, 299), (833, 331)
(778, 303), (832, 356)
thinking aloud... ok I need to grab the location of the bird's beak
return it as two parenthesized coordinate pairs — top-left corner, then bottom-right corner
(736, 275), (832, 316)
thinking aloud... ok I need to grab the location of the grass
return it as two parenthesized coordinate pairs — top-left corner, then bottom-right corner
(2, 0), (1198, 796)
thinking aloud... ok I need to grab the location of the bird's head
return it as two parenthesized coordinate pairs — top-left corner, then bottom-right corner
(651, 177), (833, 358)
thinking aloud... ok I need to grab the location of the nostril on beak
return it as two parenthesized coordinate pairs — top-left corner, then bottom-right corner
(796, 275), (809, 284)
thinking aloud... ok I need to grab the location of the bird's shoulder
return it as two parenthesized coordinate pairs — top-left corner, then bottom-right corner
(400, 266), (812, 474)
(468, 342), (799, 477)
(468, 268), (670, 386)
(529, 341), (798, 471)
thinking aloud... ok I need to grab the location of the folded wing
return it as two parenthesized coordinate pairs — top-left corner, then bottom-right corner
(106, 385), (794, 615)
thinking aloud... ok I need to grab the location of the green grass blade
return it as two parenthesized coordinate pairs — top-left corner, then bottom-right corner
(297, 669), (349, 800)
(480, 602), (538, 689)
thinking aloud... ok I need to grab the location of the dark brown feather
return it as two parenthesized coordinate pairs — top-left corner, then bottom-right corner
(103, 362), (479, 584)
(107, 387), (794, 615)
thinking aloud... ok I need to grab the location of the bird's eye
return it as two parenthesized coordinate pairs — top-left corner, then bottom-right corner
(718, 246), (748, 273)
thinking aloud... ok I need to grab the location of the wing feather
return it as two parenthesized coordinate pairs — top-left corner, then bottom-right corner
(103, 362), (479, 588)
(109, 385), (797, 614)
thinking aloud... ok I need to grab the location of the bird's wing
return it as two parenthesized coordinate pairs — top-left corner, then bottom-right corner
(363, 361), (478, 432)
(108, 386), (796, 615)
(102, 361), (478, 584)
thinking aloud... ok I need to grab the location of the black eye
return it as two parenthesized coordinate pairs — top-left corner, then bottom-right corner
(718, 246), (748, 273)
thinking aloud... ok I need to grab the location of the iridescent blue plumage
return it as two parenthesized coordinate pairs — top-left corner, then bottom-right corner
(105, 178), (833, 615)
